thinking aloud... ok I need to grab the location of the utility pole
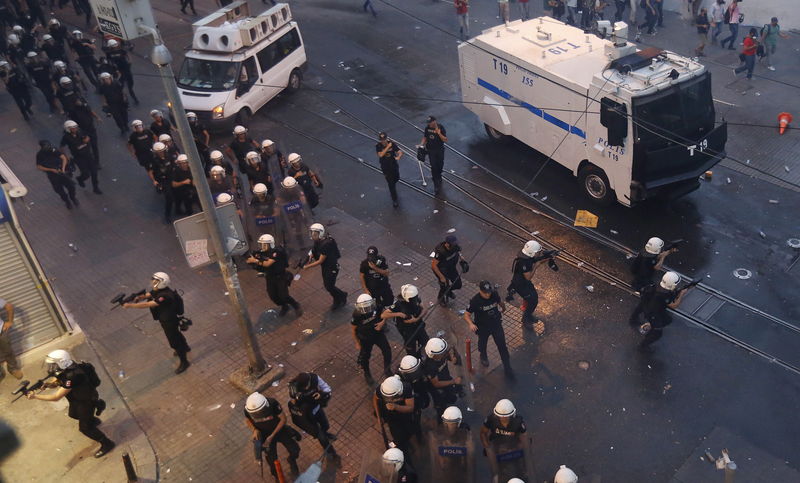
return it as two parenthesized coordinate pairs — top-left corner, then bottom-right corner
(138, 24), (267, 376)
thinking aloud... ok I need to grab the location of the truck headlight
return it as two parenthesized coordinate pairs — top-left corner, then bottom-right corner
(212, 104), (224, 119)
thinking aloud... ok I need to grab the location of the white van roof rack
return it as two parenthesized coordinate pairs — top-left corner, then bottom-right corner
(191, 1), (293, 53)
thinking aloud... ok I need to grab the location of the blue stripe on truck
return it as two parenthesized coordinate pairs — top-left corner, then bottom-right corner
(477, 77), (586, 139)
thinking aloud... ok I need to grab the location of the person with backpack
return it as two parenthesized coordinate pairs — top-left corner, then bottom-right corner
(760, 17), (789, 71)
(720, 0), (741, 50)
(734, 28), (758, 80)
(123, 272), (191, 374)
(26, 349), (115, 458)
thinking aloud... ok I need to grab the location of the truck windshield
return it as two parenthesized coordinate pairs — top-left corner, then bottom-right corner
(633, 73), (714, 147)
(177, 58), (240, 92)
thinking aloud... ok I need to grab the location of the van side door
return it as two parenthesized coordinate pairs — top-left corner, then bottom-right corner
(255, 42), (282, 108)
(236, 56), (259, 100)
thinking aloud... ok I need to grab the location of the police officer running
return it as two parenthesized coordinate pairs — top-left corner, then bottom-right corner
(507, 240), (556, 329)
(464, 281), (513, 378)
(352, 293), (393, 385)
(287, 372), (338, 459)
(60, 120), (101, 194)
(246, 234), (302, 316)
(432, 235), (468, 306)
(376, 131), (403, 207)
(26, 349), (115, 458)
(359, 246), (393, 308)
(630, 271), (692, 350)
(373, 375), (418, 454)
(36, 139), (78, 209)
(420, 116), (447, 195)
(303, 223), (348, 309)
(383, 284), (429, 357)
(123, 272), (191, 374)
(244, 392), (302, 480)
(630, 237), (677, 291)
(422, 337), (464, 419)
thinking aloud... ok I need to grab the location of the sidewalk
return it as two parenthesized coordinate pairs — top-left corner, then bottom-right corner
(1, 331), (157, 482)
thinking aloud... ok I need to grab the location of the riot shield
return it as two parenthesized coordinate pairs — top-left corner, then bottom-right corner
(426, 422), (475, 481)
(245, 195), (278, 250)
(488, 436), (534, 483)
(358, 449), (399, 483)
(275, 182), (313, 256)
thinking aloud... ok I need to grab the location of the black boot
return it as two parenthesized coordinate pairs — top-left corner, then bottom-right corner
(288, 458), (299, 475)
(279, 305), (290, 316)
(175, 358), (190, 374)
(94, 438), (115, 458)
(95, 399), (106, 416)
(364, 372), (374, 386)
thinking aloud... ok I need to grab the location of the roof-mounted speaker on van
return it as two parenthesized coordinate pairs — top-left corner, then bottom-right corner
(191, 1), (293, 53)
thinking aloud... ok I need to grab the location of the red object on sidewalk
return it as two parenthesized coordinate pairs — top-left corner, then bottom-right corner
(274, 460), (286, 483)
(778, 112), (792, 135)
(466, 338), (473, 373)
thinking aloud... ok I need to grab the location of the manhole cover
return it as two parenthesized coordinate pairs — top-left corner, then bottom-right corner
(788, 238), (800, 249)
(733, 268), (752, 280)
(577, 360), (590, 370)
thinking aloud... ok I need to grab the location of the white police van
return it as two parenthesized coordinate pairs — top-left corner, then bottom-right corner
(458, 18), (727, 206)
(177, 1), (306, 130)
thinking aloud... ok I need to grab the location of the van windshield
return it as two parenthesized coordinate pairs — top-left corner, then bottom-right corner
(178, 58), (240, 91)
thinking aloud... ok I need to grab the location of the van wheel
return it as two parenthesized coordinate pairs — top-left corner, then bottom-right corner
(287, 69), (302, 93)
(235, 109), (251, 128)
(484, 123), (510, 143)
(578, 165), (614, 205)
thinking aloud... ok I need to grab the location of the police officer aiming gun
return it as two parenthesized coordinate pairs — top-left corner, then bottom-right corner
(507, 240), (559, 329)
(287, 372), (338, 459)
(246, 234), (302, 317)
(123, 272), (191, 374)
(630, 271), (698, 350)
(630, 237), (681, 291)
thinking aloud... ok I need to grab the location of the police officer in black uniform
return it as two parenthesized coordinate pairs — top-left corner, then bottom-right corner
(52, 61), (86, 94)
(397, 355), (430, 428)
(55, 76), (82, 117)
(171, 154), (198, 216)
(351, 293), (393, 385)
(373, 375), (418, 454)
(260, 139), (286, 179)
(127, 119), (156, 168)
(287, 372), (337, 459)
(149, 109), (173, 138)
(244, 391), (301, 480)
(421, 337), (464, 420)
(303, 223), (348, 309)
(60, 120), (101, 194)
(148, 142), (177, 223)
(246, 234), (302, 316)
(432, 235), (468, 306)
(464, 281), (513, 378)
(383, 284), (428, 357)
(287, 153), (321, 210)
(36, 139), (78, 209)
(376, 131), (403, 207)
(69, 98), (101, 162)
(104, 39), (138, 103)
(47, 19), (70, 52)
(359, 246), (393, 308)
(420, 115), (447, 195)
(186, 112), (210, 167)
(630, 271), (691, 350)
(68, 30), (99, 89)
(40, 34), (67, 62)
(227, 125), (260, 166)
(26, 51), (59, 113)
(480, 399), (528, 461)
(98, 71), (128, 135)
(0, 60), (34, 120)
(630, 236), (677, 291)
(123, 272), (191, 374)
(508, 240), (556, 328)
(242, 151), (272, 194)
(27, 349), (115, 458)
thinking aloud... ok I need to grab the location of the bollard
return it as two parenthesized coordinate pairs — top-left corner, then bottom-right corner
(274, 459), (286, 483)
(465, 338), (473, 373)
(122, 452), (138, 482)
(724, 461), (736, 483)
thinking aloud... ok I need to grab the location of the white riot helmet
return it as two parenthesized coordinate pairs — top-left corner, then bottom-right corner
(522, 240), (542, 258)
(245, 151), (260, 166)
(131, 119), (143, 129)
(442, 406), (463, 424)
(45, 349), (74, 372)
(0, 60), (9, 71)
(252, 183), (268, 196)
(158, 133), (172, 144)
(209, 165), (226, 179)
(281, 176), (297, 189)
(398, 355), (420, 374)
(493, 399), (516, 418)
(209, 150), (224, 163)
(63, 120), (78, 132)
(150, 109), (162, 118)
(233, 125), (247, 135)
(151, 272), (170, 290)
(554, 465), (578, 483)
(261, 139), (274, 149)
(42, 34), (53, 42)
(287, 152), (301, 167)
(645, 237), (664, 255)
(106, 39), (119, 48)
(26, 51), (38, 59)
(660, 271), (680, 291)
(186, 111), (197, 120)
(176, 154), (188, 165)
(6, 34), (19, 46)
(425, 338), (448, 358)
(48, 18), (60, 27)
(379, 375), (404, 398)
(216, 193), (233, 204)
(12, 25), (23, 34)
(355, 293), (376, 314)
(508, 479), (526, 483)
(382, 447), (404, 472)
(53, 60), (66, 70)
(245, 392), (268, 413)
(59, 76), (72, 87)
(152, 142), (166, 153)
(400, 284), (418, 302)
(309, 223), (325, 240)
(258, 234), (275, 251)
(72, 29), (83, 39)
(99, 71), (112, 81)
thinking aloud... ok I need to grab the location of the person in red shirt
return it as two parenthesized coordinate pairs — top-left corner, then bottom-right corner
(455, 0), (469, 39)
(734, 28), (758, 80)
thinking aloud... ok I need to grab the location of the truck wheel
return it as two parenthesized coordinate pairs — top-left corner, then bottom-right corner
(235, 108), (251, 128)
(287, 69), (302, 93)
(484, 123), (510, 143)
(578, 165), (614, 205)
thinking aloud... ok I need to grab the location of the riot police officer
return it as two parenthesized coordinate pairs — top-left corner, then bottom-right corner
(227, 125), (259, 165)
(55, 76), (82, 117)
(630, 237), (677, 291)
(259, 139), (286, 179)
(26, 349), (115, 458)
(123, 272), (191, 374)
(373, 375), (418, 454)
(464, 281), (513, 378)
(397, 355), (430, 416)
(47, 19), (69, 52)
(186, 112), (210, 166)
(149, 109), (173, 138)
(287, 372), (337, 458)
(351, 293), (392, 385)
(52, 60), (85, 94)
(147, 142), (176, 223)
(0, 60), (33, 120)
(246, 234), (302, 316)
(383, 284), (428, 357)
(421, 337), (464, 419)
(68, 98), (101, 163)
(303, 223), (348, 309)
(554, 465), (579, 483)
(104, 39), (138, 103)
(127, 119), (156, 168)
(26, 51), (59, 113)
(630, 271), (691, 350)
(420, 115), (448, 195)
(159, 133), (181, 160)
(243, 151), (272, 193)
(208, 149), (237, 177)
(247, 183), (277, 242)
(60, 120), (101, 194)
(507, 240), (556, 328)
(98, 71), (128, 134)
(376, 131), (403, 207)
(68, 30), (99, 89)
(359, 246), (393, 308)
(35, 139), (78, 209)
(287, 153), (321, 210)
(382, 447), (418, 483)
(480, 399), (531, 479)
(171, 154), (198, 216)
(244, 392), (301, 480)
(432, 235), (468, 306)
(208, 165), (236, 201)
(40, 33), (67, 62)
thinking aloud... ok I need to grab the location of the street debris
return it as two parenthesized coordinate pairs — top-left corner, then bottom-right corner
(726, 177), (731, 184)
(402, 262), (411, 266)
(662, 383), (672, 394)
(396, 46), (403, 50)
(207, 404), (221, 411)
(787, 239), (800, 249)
(733, 268), (752, 280)
(186, 433), (192, 437)
(272, 380), (280, 386)
(609, 229), (618, 235)
(758, 231), (767, 239)
(541, 196), (548, 201)
(585, 285), (595, 292)
(447, 228), (456, 233)
(302, 329), (314, 335)
(230, 403), (235, 409)
(291, 341), (297, 346)
(574, 210), (598, 228)
(293, 274), (301, 281)
(768, 200), (779, 204)
(577, 360), (590, 370)
(68, 243), (78, 252)
(433, 209), (439, 214)
(469, 383), (475, 392)
(118, 370), (125, 379)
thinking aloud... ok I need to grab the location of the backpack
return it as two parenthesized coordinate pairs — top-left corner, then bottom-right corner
(723, 6), (730, 24)
(79, 361), (101, 388)
(172, 289), (185, 315)
(760, 24), (771, 38)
